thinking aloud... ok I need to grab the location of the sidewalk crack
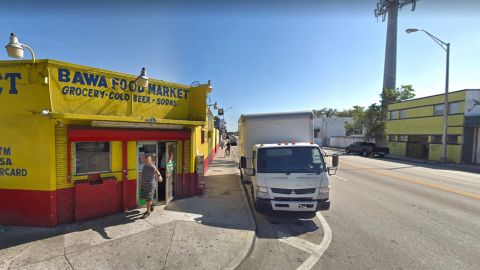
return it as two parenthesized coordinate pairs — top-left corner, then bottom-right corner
(64, 254), (74, 270)
(64, 240), (75, 270)
(162, 221), (177, 270)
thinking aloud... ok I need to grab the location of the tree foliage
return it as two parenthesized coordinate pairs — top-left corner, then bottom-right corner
(313, 108), (353, 118)
(346, 85), (415, 142)
(344, 105), (384, 140)
(313, 108), (337, 118)
(380, 85), (416, 118)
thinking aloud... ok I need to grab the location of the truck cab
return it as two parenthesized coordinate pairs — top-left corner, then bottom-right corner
(241, 142), (338, 212)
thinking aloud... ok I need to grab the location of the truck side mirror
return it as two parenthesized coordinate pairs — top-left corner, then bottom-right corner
(332, 154), (339, 167)
(240, 156), (247, 169)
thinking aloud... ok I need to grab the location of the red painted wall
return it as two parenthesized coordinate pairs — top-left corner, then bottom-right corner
(0, 189), (56, 227)
(56, 188), (75, 224)
(75, 179), (118, 222)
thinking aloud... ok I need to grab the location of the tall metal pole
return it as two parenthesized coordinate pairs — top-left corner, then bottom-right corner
(406, 28), (450, 161)
(383, 0), (398, 90)
(441, 43), (450, 162)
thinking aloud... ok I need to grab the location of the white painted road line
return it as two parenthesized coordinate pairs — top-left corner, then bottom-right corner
(276, 212), (333, 270)
(278, 232), (319, 254)
(334, 175), (349, 182)
(297, 212), (333, 270)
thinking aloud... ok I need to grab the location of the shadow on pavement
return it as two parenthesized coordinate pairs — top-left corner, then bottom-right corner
(164, 158), (252, 231)
(0, 148), (251, 254)
(0, 209), (145, 250)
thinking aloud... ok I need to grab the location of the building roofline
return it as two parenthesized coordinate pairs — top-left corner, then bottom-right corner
(239, 110), (313, 120)
(390, 89), (480, 105)
(0, 59), (191, 88)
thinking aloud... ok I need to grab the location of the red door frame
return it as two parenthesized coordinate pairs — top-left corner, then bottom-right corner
(66, 127), (190, 210)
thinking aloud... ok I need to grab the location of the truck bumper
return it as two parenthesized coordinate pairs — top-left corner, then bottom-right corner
(256, 198), (330, 212)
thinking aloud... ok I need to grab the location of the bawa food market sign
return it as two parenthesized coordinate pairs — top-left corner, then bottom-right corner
(1, 61), (206, 120)
(48, 62), (204, 120)
(0, 60), (207, 121)
(57, 68), (189, 107)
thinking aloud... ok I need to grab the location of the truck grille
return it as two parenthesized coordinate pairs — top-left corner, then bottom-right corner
(274, 197), (314, 201)
(271, 188), (316, 195)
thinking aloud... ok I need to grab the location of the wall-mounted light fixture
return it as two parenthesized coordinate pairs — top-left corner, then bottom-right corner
(5, 33), (36, 63)
(134, 67), (149, 88)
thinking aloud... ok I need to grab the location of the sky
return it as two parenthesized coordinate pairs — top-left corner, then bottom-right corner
(1, 0), (479, 131)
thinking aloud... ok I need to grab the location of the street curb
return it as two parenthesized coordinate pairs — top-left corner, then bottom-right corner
(223, 163), (257, 270)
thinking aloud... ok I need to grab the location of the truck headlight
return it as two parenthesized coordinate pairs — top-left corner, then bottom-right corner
(256, 186), (269, 199)
(317, 186), (330, 199)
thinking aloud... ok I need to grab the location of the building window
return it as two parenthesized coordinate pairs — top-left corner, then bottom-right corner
(390, 111), (399, 120)
(399, 110), (407, 119)
(433, 104), (444, 116)
(447, 135), (459, 144)
(398, 135), (407, 142)
(448, 102), (461, 114)
(201, 127), (205, 144)
(388, 135), (397, 142)
(75, 142), (111, 175)
(431, 135), (442, 144)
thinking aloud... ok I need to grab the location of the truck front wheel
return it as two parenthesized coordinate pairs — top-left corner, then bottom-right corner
(251, 185), (263, 212)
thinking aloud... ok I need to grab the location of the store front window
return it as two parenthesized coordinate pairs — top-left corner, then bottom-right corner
(447, 135), (459, 144)
(448, 102), (461, 114)
(434, 104), (444, 116)
(431, 135), (442, 144)
(390, 111), (399, 120)
(75, 142), (111, 175)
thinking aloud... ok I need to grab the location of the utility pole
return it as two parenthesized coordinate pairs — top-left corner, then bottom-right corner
(375, 0), (417, 90)
(374, 0), (417, 146)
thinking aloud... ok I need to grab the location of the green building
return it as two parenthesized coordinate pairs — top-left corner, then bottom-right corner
(386, 89), (480, 164)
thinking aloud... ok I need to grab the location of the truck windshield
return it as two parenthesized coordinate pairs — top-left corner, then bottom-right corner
(257, 147), (325, 173)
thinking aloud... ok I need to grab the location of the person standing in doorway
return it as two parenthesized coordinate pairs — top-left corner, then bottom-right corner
(140, 154), (162, 219)
(166, 151), (176, 191)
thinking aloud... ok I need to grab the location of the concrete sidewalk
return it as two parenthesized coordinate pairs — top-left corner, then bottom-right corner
(0, 152), (255, 270)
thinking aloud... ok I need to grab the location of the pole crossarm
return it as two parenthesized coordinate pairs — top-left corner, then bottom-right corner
(420, 30), (449, 51)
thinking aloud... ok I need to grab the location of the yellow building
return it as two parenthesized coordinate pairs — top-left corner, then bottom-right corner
(0, 59), (219, 227)
(386, 89), (480, 164)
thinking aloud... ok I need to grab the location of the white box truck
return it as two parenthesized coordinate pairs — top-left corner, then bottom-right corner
(238, 111), (338, 212)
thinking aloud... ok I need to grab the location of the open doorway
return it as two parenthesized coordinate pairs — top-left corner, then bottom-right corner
(137, 142), (158, 206)
(137, 141), (177, 206)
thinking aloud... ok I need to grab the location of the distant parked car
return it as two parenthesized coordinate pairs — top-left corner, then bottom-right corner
(345, 142), (389, 158)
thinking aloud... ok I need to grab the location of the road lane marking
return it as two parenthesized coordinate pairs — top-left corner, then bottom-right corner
(278, 232), (318, 254)
(334, 175), (349, 182)
(274, 212), (332, 270)
(342, 161), (480, 201)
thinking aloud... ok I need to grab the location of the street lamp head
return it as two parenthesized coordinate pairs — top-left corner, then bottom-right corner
(5, 33), (24, 59)
(406, 28), (419, 34)
(136, 67), (149, 88)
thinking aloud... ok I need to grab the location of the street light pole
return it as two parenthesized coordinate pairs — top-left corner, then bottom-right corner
(442, 43), (450, 162)
(406, 28), (450, 162)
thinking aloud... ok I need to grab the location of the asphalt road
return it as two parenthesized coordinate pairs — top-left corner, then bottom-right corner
(237, 150), (480, 270)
